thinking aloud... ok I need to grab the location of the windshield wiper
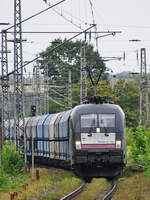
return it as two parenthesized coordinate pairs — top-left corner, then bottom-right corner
(88, 119), (95, 137)
(103, 126), (109, 136)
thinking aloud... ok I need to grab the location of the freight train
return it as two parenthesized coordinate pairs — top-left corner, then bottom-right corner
(4, 96), (126, 179)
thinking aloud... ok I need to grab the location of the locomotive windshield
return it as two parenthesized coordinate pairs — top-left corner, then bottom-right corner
(99, 114), (115, 127)
(81, 114), (115, 128)
(81, 114), (97, 128)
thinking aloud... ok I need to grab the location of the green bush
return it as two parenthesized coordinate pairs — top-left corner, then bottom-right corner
(127, 126), (150, 177)
(0, 169), (8, 186)
(1, 142), (24, 176)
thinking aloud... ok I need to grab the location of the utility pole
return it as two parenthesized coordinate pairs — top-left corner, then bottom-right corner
(139, 48), (149, 128)
(68, 69), (72, 108)
(14, 0), (25, 150)
(80, 45), (87, 104)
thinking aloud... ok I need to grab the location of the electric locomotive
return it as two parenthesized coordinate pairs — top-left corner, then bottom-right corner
(70, 96), (126, 178)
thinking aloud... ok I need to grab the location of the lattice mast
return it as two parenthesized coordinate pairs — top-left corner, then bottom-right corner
(14, 0), (25, 150)
(80, 45), (87, 104)
(68, 69), (72, 108)
(1, 30), (10, 141)
(1, 30), (10, 165)
(139, 48), (149, 127)
(33, 64), (42, 115)
(44, 63), (49, 114)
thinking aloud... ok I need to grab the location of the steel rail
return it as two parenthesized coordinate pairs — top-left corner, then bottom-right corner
(101, 179), (117, 200)
(60, 181), (86, 200)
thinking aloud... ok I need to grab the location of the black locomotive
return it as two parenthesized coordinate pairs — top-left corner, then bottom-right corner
(71, 97), (126, 178)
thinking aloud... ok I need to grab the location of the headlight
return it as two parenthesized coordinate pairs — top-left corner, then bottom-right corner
(75, 141), (81, 149)
(116, 140), (121, 148)
(96, 128), (100, 133)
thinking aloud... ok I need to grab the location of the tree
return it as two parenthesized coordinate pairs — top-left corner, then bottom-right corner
(37, 38), (106, 111)
(90, 79), (140, 127)
(91, 79), (119, 102)
(38, 38), (106, 85)
(113, 80), (140, 127)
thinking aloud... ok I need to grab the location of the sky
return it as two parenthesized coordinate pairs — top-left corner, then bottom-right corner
(1, 0), (150, 75)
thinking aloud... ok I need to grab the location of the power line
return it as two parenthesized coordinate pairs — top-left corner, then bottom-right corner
(50, 88), (66, 98)
(97, 24), (150, 29)
(5, 31), (121, 34)
(48, 96), (67, 108)
(43, 0), (87, 30)
(6, 0), (66, 31)
(53, 3), (89, 25)
(5, 24), (96, 77)
(17, 23), (150, 29)
(88, 0), (98, 49)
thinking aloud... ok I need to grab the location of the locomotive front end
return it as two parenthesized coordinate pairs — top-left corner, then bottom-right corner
(70, 101), (126, 178)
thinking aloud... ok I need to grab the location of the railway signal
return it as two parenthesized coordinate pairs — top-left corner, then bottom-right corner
(31, 105), (36, 116)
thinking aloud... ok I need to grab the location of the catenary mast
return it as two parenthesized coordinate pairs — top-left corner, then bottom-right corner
(80, 45), (87, 104)
(13, 0), (25, 150)
(1, 30), (10, 165)
(139, 48), (149, 128)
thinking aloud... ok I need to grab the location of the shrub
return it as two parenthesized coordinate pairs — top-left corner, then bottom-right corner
(0, 168), (8, 186)
(2, 142), (24, 176)
(127, 126), (150, 177)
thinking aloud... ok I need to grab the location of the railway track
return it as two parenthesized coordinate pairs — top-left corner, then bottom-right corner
(60, 181), (86, 200)
(60, 178), (117, 200)
(31, 164), (117, 200)
(99, 178), (117, 200)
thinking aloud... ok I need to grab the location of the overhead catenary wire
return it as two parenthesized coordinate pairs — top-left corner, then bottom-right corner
(49, 88), (78, 104)
(88, 0), (98, 49)
(5, 24), (96, 77)
(21, 23), (150, 29)
(50, 88), (66, 98)
(43, 0), (88, 30)
(43, 0), (114, 45)
(48, 96), (67, 108)
(4, 31), (121, 34)
(97, 24), (150, 29)
(0, 0), (66, 80)
(5, 0), (66, 31)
